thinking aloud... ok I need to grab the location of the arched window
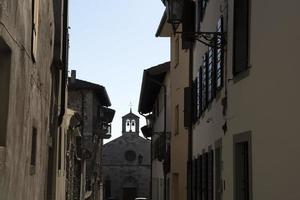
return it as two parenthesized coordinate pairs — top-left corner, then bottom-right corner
(131, 120), (136, 132)
(126, 119), (130, 132)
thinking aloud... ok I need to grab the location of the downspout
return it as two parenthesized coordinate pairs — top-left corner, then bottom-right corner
(58, 0), (69, 126)
(187, 45), (194, 200)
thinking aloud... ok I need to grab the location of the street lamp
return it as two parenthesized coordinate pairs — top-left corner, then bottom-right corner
(166, 0), (184, 31)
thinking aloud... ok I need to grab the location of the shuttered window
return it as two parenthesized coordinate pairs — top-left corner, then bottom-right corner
(207, 48), (214, 103)
(197, 156), (203, 200)
(201, 55), (207, 112)
(235, 142), (250, 200)
(234, 132), (252, 200)
(202, 152), (208, 200)
(0, 38), (11, 147)
(198, 69), (203, 118)
(233, 0), (249, 75)
(196, 72), (201, 119)
(192, 159), (197, 200)
(32, 0), (40, 61)
(192, 80), (198, 123)
(215, 147), (222, 200)
(215, 17), (224, 90)
(208, 150), (214, 200)
(187, 160), (192, 200)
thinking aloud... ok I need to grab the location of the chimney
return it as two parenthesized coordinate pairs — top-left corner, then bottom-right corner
(71, 70), (76, 83)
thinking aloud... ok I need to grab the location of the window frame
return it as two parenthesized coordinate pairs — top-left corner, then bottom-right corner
(233, 131), (252, 200)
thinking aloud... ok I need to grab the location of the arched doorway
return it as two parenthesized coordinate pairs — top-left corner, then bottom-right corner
(122, 176), (138, 200)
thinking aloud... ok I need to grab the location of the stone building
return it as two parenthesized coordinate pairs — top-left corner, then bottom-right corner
(68, 70), (115, 200)
(0, 0), (69, 199)
(102, 111), (151, 200)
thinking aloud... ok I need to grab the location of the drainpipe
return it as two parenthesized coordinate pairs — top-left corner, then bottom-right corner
(187, 45), (194, 200)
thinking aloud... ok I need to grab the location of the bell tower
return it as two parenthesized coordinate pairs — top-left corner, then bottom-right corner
(122, 109), (140, 135)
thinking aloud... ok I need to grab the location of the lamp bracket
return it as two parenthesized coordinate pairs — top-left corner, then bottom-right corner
(175, 31), (224, 48)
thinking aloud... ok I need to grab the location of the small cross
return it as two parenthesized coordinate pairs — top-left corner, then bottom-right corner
(129, 102), (133, 113)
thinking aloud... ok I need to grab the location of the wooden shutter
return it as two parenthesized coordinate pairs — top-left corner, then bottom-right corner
(233, 0), (249, 75)
(207, 47), (214, 103)
(182, 1), (195, 49)
(202, 152), (208, 200)
(198, 68), (202, 118)
(32, 0), (40, 62)
(192, 79), (198, 123)
(184, 87), (191, 127)
(201, 54), (207, 111)
(215, 17), (224, 90)
(208, 150), (214, 200)
(198, 155), (203, 200)
(215, 147), (222, 200)
(235, 142), (250, 200)
(187, 160), (192, 200)
(192, 159), (196, 200)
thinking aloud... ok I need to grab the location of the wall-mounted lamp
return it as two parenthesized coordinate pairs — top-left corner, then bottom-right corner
(165, 0), (224, 48)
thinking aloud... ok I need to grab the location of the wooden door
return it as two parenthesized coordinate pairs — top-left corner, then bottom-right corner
(123, 187), (137, 200)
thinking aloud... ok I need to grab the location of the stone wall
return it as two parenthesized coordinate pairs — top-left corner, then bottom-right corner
(0, 0), (55, 199)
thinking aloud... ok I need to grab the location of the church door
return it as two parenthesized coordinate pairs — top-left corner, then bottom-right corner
(122, 187), (137, 200)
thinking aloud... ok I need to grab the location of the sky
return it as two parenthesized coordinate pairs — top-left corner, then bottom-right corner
(69, 0), (170, 142)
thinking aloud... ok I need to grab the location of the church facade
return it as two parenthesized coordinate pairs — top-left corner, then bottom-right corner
(102, 111), (151, 200)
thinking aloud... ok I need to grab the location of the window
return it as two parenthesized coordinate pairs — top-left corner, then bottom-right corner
(201, 55), (207, 111)
(207, 47), (215, 103)
(197, 156), (203, 200)
(125, 150), (137, 162)
(126, 119), (130, 132)
(30, 127), (37, 174)
(174, 105), (179, 135)
(197, 69), (202, 118)
(233, 0), (250, 75)
(234, 132), (252, 200)
(105, 179), (111, 198)
(192, 80), (197, 123)
(215, 141), (222, 200)
(131, 120), (136, 132)
(0, 38), (11, 147)
(32, 0), (40, 61)
(215, 17), (224, 90)
(58, 127), (62, 170)
(174, 37), (179, 67)
(208, 150), (214, 200)
(202, 152), (208, 200)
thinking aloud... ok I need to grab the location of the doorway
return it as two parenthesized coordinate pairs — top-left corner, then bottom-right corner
(122, 187), (137, 200)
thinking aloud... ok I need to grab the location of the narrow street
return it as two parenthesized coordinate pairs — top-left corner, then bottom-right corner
(0, 0), (300, 200)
